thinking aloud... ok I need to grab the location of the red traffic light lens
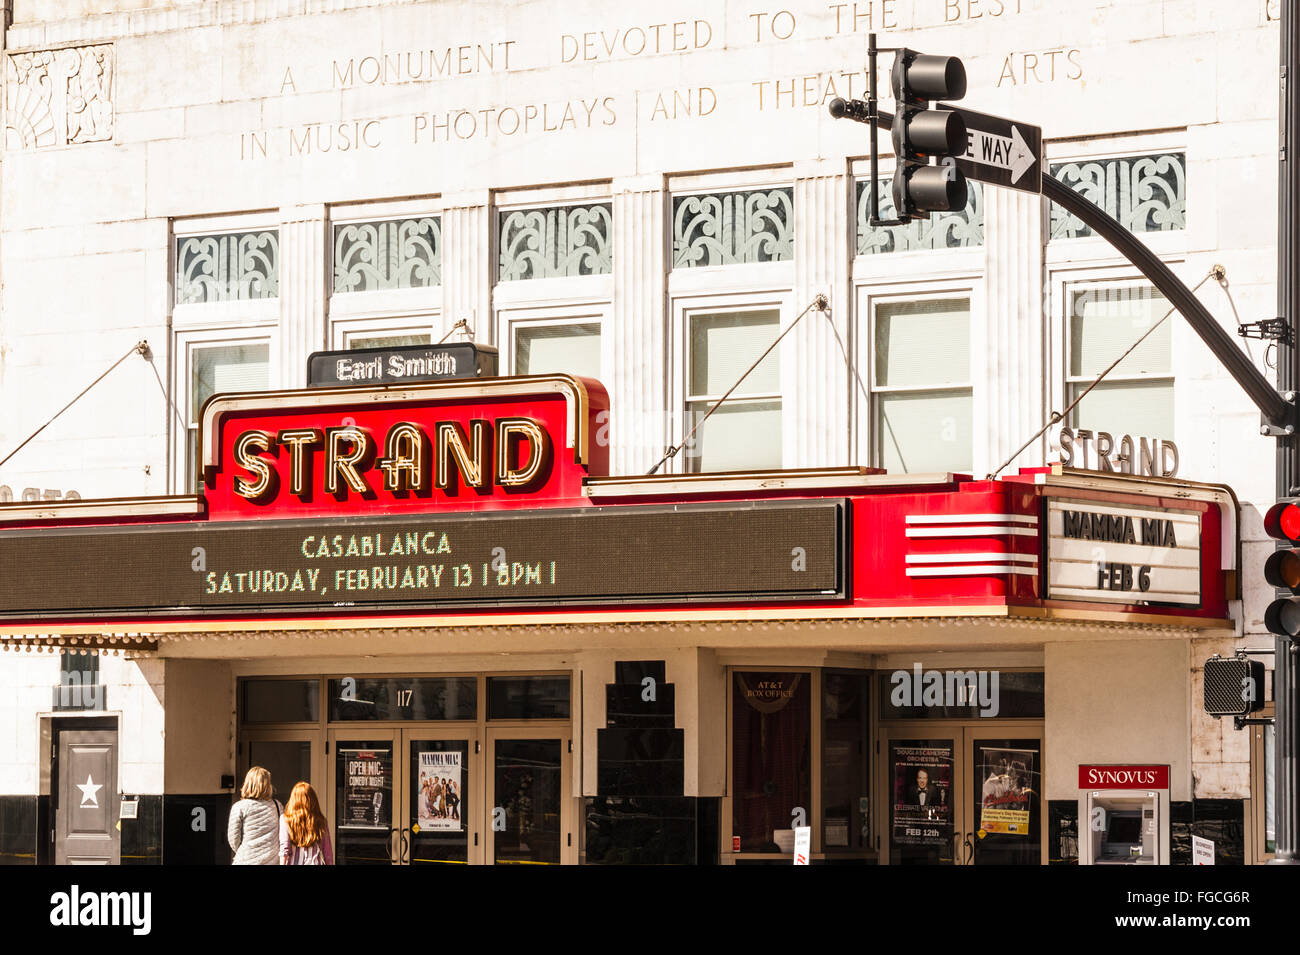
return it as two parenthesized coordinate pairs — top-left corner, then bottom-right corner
(1265, 501), (1300, 543)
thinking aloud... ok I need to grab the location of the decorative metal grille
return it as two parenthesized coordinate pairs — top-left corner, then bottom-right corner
(333, 217), (441, 292)
(1049, 153), (1186, 240)
(498, 203), (612, 281)
(175, 231), (279, 305)
(855, 179), (984, 254)
(672, 188), (795, 268)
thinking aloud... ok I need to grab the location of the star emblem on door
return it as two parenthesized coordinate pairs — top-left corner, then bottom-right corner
(77, 774), (102, 808)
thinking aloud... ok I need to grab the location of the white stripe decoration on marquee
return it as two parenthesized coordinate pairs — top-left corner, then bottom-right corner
(903, 512), (1039, 578)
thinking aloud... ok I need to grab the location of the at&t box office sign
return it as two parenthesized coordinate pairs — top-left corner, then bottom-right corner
(0, 375), (1237, 633)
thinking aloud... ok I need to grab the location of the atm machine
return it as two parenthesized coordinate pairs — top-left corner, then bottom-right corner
(1080, 790), (1166, 865)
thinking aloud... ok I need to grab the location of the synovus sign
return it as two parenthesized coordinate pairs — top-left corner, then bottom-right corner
(1078, 765), (1170, 789)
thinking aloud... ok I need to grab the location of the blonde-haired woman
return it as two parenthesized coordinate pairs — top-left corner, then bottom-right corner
(227, 766), (282, 865)
(280, 781), (333, 865)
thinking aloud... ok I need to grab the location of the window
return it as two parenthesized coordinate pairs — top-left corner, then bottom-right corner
(731, 671), (811, 854)
(1049, 153), (1186, 241)
(328, 203), (442, 353)
(241, 678), (320, 724)
(1066, 284), (1173, 437)
(347, 332), (433, 350)
(53, 650), (103, 711)
(871, 298), (972, 474)
(822, 672), (869, 852)
(486, 676), (571, 720)
(172, 216), (280, 493)
(180, 338), (271, 490)
(514, 322), (601, 378)
(190, 343), (270, 421)
(685, 309), (781, 473)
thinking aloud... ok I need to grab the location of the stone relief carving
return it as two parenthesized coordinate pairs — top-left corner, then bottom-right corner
(4, 44), (115, 150)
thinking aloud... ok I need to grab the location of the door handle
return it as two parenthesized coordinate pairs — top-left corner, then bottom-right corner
(963, 833), (974, 865)
(388, 827), (399, 865)
(399, 827), (410, 865)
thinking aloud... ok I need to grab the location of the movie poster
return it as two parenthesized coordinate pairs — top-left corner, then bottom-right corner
(417, 750), (463, 831)
(340, 748), (392, 830)
(977, 745), (1036, 835)
(890, 743), (953, 847)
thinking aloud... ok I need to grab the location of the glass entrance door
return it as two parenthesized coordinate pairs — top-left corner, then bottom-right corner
(330, 729), (480, 865)
(332, 732), (398, 864)
(967, 731), (1043, 865)
(882, 734), (960, 865)
(240, 730), (323, 807)
(880, 723), (1045, 865)
(486, 730), (571, 865)
(404, 731), (479, 865)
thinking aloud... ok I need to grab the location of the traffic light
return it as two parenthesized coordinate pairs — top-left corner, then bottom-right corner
(890, 49), (969, 219)
(1263, 499), (1300, 638)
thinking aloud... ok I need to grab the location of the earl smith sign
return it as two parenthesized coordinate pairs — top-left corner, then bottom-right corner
(307, 342), (498, 387)
(1045, 500), (1201, 607)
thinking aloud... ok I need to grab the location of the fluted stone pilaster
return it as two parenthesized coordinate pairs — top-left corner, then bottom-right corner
(789, 161), (852, 468)
(277, 204), (328, 389)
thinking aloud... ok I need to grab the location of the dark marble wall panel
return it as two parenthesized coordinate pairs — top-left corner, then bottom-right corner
(164, 794), (235, 865)
(0, 796), (37, 865)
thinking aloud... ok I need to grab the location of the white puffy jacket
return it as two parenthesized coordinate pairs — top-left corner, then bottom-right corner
(227, 798), (282, 865)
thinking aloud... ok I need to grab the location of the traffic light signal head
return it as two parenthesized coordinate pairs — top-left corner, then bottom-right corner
(889, 49), (970, 220)
(1263, 500), (1300, 638)
(891, 161), (969, 216)
(1264, 500), (1300, 542)
(891, 53), (968, 105)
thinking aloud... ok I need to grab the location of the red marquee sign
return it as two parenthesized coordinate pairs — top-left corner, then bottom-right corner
(200, 375), (609, 520)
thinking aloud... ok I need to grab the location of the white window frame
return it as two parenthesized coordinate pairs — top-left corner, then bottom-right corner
(490, 183), (614, 361)
(170, 212), (280, 493)
(855, 282), (981, 476)
(329, 313), (438, 351)
(670, 287), (792, 475)
(500, 304), (610, 380)
(328, 198), (443, 348)
(170, 326), (277, 493)
(1044, 130), (1187, 265)
(661, 167), (797, 473)
(1047, 263), (1181, 446)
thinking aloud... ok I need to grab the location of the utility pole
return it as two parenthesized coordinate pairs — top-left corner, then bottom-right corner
(1274, 0), (1300, 865)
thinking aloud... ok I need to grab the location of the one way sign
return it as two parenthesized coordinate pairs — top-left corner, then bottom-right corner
(945, 106), (1043, 195)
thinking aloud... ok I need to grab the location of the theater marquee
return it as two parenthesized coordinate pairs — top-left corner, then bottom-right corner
(0, 376), (1238, 633)
(1045, 499), (1202, 607)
